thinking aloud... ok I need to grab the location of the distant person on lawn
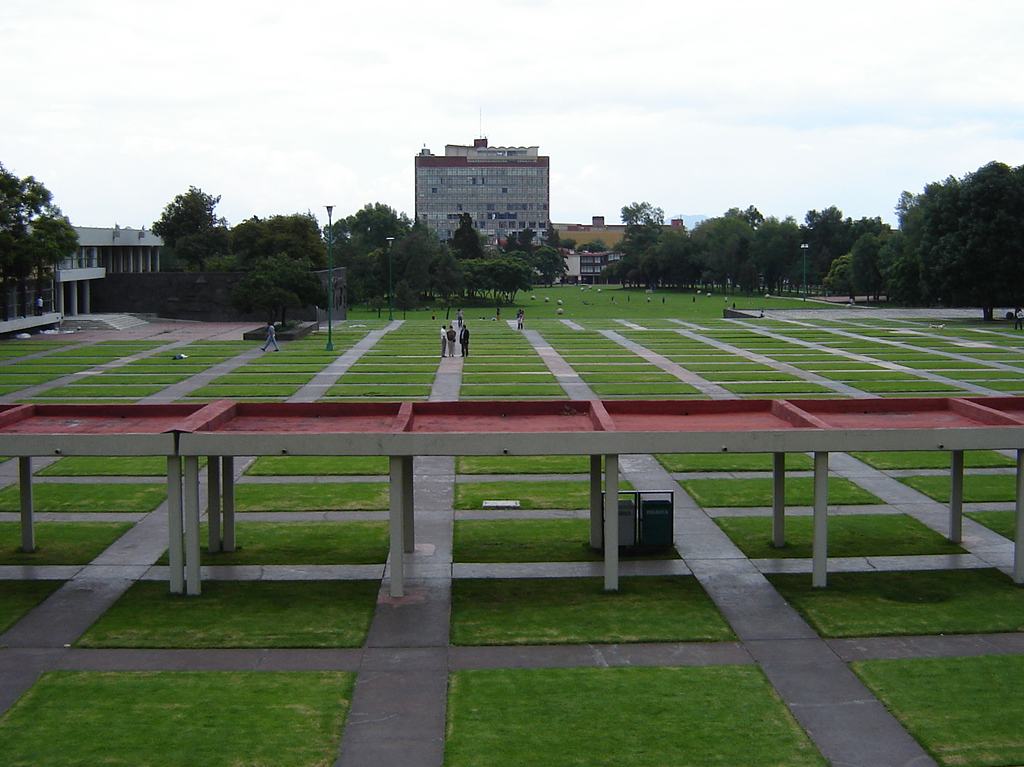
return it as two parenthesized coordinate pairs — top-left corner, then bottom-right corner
(260, 322), (280, 351)
(460, 323), (470, 357)
(440, 324), (448, 357)
(446, 323), (457, 357)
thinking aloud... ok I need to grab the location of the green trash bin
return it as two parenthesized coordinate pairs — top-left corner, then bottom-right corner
(640, 498), (673, 548)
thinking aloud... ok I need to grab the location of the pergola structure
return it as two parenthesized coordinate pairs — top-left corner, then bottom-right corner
(2, 398), (1023, 598)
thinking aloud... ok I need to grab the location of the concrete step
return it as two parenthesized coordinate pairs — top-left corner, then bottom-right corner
(61, 314), (150, 331)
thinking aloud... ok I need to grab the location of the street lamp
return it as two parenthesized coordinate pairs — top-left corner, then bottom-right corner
(325, 205), (335, 351)
(799, 243), (809, 301)
(386, 236), (395, 321)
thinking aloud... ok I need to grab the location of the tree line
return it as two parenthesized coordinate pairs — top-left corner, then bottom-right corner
(604, 161), (1024, 318)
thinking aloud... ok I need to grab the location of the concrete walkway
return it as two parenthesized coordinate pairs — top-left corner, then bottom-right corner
(292, 321), (403, 402)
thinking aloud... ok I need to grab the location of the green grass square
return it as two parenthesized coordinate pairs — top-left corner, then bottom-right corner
(235, 482), (388, 511)
(716, 514), (964, 559)
(0, 581), (62, 633)
(849, 450), (1014, 470)
(456, 455), (591, 474)
(453, 519), (677, 562)
(455, 480), (633, 510)
(451, 576), (732, 645)
(445, 666), (824, 766)
(656, 452), (814, 472)
(159, 521), (388, 565)
(899, 474), (1019, 503)
(853, 655), (1024, 767)
(770, 569), (1024, 637)
(0, 670), (353, 767)
(965, 509), (1017, 539)
(0, 483), (166, 513)
(246, 456), (388, 476)
(681, 476), (882, 507)
(0, 522), (132, 564)
(79, 580), (379, 648)
(37, 456), (203, 476)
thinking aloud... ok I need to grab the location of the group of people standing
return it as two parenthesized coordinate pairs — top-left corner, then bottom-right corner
(442, 309), (470, 357)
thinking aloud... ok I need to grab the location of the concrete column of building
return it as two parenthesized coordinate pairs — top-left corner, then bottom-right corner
(166, 456), (184, 594)
(949, 450), (964, 544)
(55, 281), (64, 315)
(19, 457), (34, 553)
(812, 451), (829, 588)
(81, 281), (91, 314)
(68, 281), (78, 316)
(183, 456), (202, 596)
(771, 452), (786, 547)
(155, 249), (160, 272)
(207, 456), (222, 553)
(603, 454), (619, 591)
(589, 455), (603, 549)
(388, 455), (405, 598)
(221, 456), (235, 552)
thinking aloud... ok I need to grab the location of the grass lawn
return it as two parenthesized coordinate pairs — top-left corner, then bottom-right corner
(455, 480), (633, 510)
(964, 510), (1016, 539)
(456, 455), (592, 474)
(850, 450), (1014, 469)
(680, 476), (882, 507)
(157, 521), (388, 565)
(0, 581), (62, 633)
(235, 482), (388, 511)
(445, 666), (824, 767)
(36, 456), (201, 476)
(852, 655), (1024, 767)
(656, 452), (814, 472)
(769, 569), (1024, 637)
(0, 483), (166, 513)
(0, 522), (132, 564)
(0, 670), (353, 767)
(716, 514), (964, 559)
(453, 519), (676, 562)
(899, 474), (1019, 503)
(451, 576), (732, 645)
(246, 455), (389, 476)
(78, 580), (380, 648)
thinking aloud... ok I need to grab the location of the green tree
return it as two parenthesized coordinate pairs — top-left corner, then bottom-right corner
(428, 248), (464, 306)
(232, 213), (326, 269)
(824, 253), (854, 300)
(0, 163), (78, 316)
(752, 217), (801, 294)
(394, 279), (417, 317)
(619, 202), (665, 287)
(543, 225), (561, 249)
(802, 206), (853, 286)
(231, 255), (325, 324)
(849, 232), (884, 300)
(152, 186), (230, 271)
(580, 239), (608, 253)
(528, 245), (566, 286)
(451, 213), (484, 260)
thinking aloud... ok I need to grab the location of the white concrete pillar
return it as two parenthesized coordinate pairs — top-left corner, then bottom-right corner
(1014, 449), (1024, 584)
(81, 281), (91, 314)
(222, 456), (235, 552)
(166, 456), (184, 594)
(589, 455), (602, 548)
(19, 457), (34, 552)
(603, 454), (619, 591)
(402, 455), (414, 553)
(207, 456), (222, 553)
(949, 450), (964, 544)
(55, 282), (64, 315)
(155, 249), (161, 271)
(68, 281), (78, 316)
(183, 456), (202, 596)
(389, 455), (405, 597)
(812, 451), (829, 588)
(771, 452), (785, 548)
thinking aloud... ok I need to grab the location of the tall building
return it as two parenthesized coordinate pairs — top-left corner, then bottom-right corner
(414, 138), (550, 243)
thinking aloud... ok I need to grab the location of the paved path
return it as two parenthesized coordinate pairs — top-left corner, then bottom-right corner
(522, 329), (597, 399)
(605, 325), (733, 398)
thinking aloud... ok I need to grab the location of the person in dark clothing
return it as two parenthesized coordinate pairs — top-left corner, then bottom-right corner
(459, 323), (470, 357)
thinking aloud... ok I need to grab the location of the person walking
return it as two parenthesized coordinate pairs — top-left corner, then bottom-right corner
(459, 323), (470, 357)
(446, 323), (457, 357)
(34, 295), (43, 316)
(516, 308), (525, 330)
(260, 322), (280, 352)
(440, 324), (448, 357)
(1016, 307), (1023, 330)
(456, 308), (464, 328)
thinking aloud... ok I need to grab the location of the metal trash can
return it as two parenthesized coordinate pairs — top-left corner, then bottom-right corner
(640, 498), (673, 547)
(618, 496), (637, 546)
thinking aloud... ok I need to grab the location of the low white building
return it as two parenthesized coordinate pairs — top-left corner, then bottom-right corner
(56, 226), (162, 316)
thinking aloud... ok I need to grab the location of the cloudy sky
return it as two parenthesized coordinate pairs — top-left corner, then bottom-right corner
(3, 0), (1022, 230)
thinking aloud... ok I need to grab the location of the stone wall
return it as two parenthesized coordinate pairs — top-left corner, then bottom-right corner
(90, 271), (346, 322)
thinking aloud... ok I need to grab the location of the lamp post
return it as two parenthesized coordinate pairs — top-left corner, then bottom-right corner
(800, 243), (809, 301)
(386, 236), (395, 321)
(325, 205), (335, 351)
